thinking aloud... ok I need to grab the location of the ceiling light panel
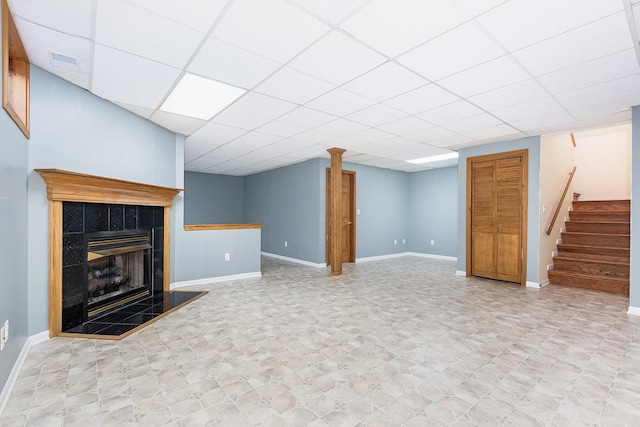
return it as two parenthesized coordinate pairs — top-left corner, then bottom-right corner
(340, 0), (468, 57)
(384, 84), (460, 115)
(437, 56), (530, 98)
(305, 88), (377, 116)
(212, 0), (330, 63)
(512, 12), (633, 77)
(95, 0), (205, 69)
(537, 49), (640, 96)
(255, 67), (336, 104)
(288, 0), (369, 25)
(92, 45), (181, 108)
(397, 22), (504, 81)
(345, 104), (408, 127)
(476, 0), (624, 51)
(187, 121), (248, 146)
(124, 0), (228, 32)
(160, 74), (246, 120)
(342, 62), (429, 102)
(469, 80), (549, 112)
(189, 37), (282, 89)
(288, 30), (386, 85)
(8, 0), (92, 38)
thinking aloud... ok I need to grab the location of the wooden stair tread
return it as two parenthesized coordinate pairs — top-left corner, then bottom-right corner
(562, 231), (630, 237)
(558, 243), (629, 251)
(549, 270), (628, 282)
(553, 256), (629, 266)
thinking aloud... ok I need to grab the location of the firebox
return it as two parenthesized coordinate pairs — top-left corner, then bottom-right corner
(86, 230), (152, 318)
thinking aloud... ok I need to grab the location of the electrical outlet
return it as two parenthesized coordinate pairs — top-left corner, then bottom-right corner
(224, 253), (230, 261)
(430, 240), (435, 245)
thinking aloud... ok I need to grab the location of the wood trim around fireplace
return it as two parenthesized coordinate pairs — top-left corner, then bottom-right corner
(36, 169), (182, 337)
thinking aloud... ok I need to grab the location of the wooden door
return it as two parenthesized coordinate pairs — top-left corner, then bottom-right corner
(326, 170), (356, 264)
(467, 150), (527, 284)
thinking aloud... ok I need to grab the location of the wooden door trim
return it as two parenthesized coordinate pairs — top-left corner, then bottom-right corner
(466, 149), (528, 285)
(326, 169), (356, 265)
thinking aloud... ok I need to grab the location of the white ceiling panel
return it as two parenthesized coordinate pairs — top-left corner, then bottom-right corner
(406, 126), (458, 144)
(91, 45), (181, 108)
(150, 111), (207, 136)
(256, 120), (307, 138)
(441, 113), (503, 134)
(201, 144), (251, 161)
(491, 97), (566, 123)
(384, 84), (460, 115)
(340, 0), (468, 57)
(513, 12), (633, 77)
(346, 104), (408, 127)
(95, 0), (205, 69)
(314, 118), (369, 136)
(477, 0), (624, 51)
(187, 121), (248, 146)
(469, 79), (549, 112)
(455, 0), (508, 15)
(510, 110), (576, 133)
(184, 141), (219, 162)
(416, 100), (485, 125)
(8, 0), (92, 38)
(13, 18), (91, 88)
(223, 92), (298, 120)
(211, 0), (330, 63)
(255, 67), (336, 104)
(555, 75), (640, 110)
(537, 49), (640, 96)
(397, 22), (504, 81)
(342, 62), (429, 102)
(437, 56), (530, 98)
(288, 0), (369, 25)
(277, 107), (336, 128)
(347, 128), (397, 144)
(111, 101), (155, 120)
(460, 124), (521, 140)
(211, 110), (273, 130)
(289, 129), (335, 144)
(188, 37), (282, 89)
(306, 88), (377, 116)
(377, 116), (432, 136)
(125, 0), (228, 33)
(227, 131), (284, 150)
(288, 30), (386, 85)
(422, 134), (474, 148)
(569, 94), (640, 121)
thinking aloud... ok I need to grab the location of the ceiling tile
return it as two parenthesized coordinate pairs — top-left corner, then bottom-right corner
(314, 118), (369, 136)
(397, 22), (504, 81)
(384, 84), (460, 115)
(150, 111), (207, 135)
(437, 56), (530, 98)
(569, 94), (640, 121)
(346, 104), (408, 127)
(477, 0), (624, 51)
(13, 18), (91, 88)
(289, 30), (387, 85)
(287, 0), (369, 25)
(212, 0), (330, 63)
(441, 113), (503, 134)
(305, 88), (376, 116)
(509, 110), (575, 133)
(455, 0), (508, 15)
(223, 92), (298, 120)
(188, 37), (282, 89)
(95, 0), (205, 69)
(186, 121), (248, 145)
(555, 75), (640, 110)
(469, 79), (549, 111)
(8, 0), (92, 38)
(460, 123), (520, 140)
(416, 100), (485, 125)
(211, 110), (273, 130)
(513, 12), (633, 76)
(91, 45), (181, 108)
(255, 67), (336, 104)
(342, 62), (429, 102)
(289, 129), (335, 144)
(377, 116), (432, 136)
(347, 128), (397, 144)
(111, 101), (155, 119)
(256, 120), (307, 138)
(277, 107), (337, 128)
(420, 134), (474, 148)
(227, 131), (283, 150)
(339, 0), (468, 57)
(537, 49), (640, 96)
(184, 141), (219, 162)
(406, 126), (457, 144)
(491, 97), (566, 123)
(124, 0), (228, 33)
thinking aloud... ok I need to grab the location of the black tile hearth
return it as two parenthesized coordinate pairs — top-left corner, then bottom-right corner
(63, 290), (206, 338)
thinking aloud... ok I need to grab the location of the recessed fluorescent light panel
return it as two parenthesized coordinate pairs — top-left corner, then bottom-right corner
(50, 52), (79, 71)
(407, 152), (459, 164)
(160, 73), (246, 120)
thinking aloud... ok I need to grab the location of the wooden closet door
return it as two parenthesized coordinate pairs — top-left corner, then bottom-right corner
(468, 151), (527, 284)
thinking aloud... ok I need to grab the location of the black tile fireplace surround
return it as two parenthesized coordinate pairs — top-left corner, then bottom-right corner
(61, 201), (165, 333)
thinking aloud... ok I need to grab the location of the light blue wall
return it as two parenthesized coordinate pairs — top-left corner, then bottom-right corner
(27, 66), (178, 335)
(184, 172), (244, 224)
(630, 106), (640, 309)
(0, 2), (30, 397)
(408, 167), (458, 256)
(457, 137), (541, 283)
(244, 159), (325, 263)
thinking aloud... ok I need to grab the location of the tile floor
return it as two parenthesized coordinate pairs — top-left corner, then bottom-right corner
(1, 255), (640, 426)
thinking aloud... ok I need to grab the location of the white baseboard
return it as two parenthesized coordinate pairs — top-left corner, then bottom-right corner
(356, 253), (407, 263)
(628, 306), (640, 316)
(455, 270), (466, 276)
(261, 252), (327, 268)
(405, 252), (457, 262)
(0, 330), (49, 417)
(171, 272), (261, 289)
(526, 281), (543, 288)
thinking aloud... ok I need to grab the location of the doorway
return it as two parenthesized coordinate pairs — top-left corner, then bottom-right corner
(326, 169), (356, 265)
(466, 150), (528, 284)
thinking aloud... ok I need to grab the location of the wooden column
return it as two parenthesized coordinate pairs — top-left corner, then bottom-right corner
(327, 148), (346, 276)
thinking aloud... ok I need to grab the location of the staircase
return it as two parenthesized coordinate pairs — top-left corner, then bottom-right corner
(548, 200), (630, 295)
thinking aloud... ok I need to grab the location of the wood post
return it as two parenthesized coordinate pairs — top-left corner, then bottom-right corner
(327, 148), (346, 276)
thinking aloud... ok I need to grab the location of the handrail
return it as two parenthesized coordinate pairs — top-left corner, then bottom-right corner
(546, 166), (577, 235)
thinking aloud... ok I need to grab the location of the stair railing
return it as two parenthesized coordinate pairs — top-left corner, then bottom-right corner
(546, 166), (577, 236)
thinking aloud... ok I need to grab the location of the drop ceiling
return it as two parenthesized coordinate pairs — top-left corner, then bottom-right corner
(8, 0), (640, 175)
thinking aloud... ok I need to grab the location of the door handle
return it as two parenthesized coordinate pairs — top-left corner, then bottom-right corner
(348, 221), (352, 225)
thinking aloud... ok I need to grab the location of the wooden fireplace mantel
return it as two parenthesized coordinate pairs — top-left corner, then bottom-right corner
(35, 169), (183, 338)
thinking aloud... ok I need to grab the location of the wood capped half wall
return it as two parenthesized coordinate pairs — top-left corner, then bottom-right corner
(36, 169), (182, 337)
